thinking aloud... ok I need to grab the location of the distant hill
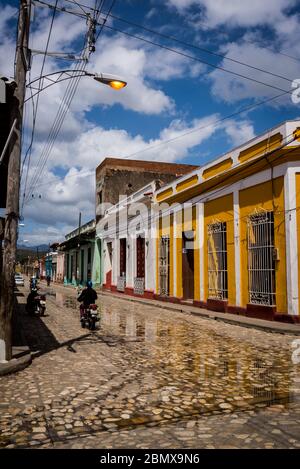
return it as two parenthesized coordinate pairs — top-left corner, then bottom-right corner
(17, 244), (49, 251)
(17, 244), (49, 263)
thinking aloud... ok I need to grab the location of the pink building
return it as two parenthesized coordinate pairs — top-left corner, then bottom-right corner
(56, 251), (65, 283)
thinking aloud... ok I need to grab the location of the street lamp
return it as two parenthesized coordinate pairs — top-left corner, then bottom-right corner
(92, 73), (127, 90)
(25, 70), (127, 102)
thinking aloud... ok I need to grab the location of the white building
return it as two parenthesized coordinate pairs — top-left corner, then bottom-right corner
(97, 181), (159, 298)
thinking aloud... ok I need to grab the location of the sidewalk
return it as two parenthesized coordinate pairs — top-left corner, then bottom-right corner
(97, 289), (300, 336)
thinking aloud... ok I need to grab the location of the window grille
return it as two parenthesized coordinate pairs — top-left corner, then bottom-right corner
(207, 221), (228, 300)
(159, 236), (170, 296)
(247, 211), (275, 306)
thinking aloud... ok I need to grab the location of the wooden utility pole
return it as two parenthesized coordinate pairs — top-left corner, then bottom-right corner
(77, 211), (82, 285)
(0, 1), (31, 360)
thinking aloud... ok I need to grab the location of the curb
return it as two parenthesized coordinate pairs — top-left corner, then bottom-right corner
(98, 291), (300, 336)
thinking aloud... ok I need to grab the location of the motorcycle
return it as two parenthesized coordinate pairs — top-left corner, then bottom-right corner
(80, 304), (99, 330)
(35, 294), (46, 316)
(26, 290), (46, 316)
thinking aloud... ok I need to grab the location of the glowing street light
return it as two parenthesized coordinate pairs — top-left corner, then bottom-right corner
(92, 73), (127, 90)
(26, 70), (127, 102)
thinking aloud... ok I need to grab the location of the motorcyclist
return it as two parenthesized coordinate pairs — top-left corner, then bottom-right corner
(26, 289), (39, 315)
(30, 276), (37, 291)
(77, 280), (98, 319)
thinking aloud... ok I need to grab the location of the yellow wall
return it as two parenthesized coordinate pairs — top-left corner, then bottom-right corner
(157, 214), (174, 296)
(156, 187), (173, 202)
(296, 174), (300, 314)
(176, 175), (198, 192)
(238, 133), (282, 163)
(239, 176), (287, 312)
(202, 158), (233, 180)
(204, 194), (235, 304)
(175, 210), (183, 298)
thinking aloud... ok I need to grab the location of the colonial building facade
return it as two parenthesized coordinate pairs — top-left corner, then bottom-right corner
(98, 181), (159, 298)
(59, 219), (100, 286)
(154, 120), (300, 322)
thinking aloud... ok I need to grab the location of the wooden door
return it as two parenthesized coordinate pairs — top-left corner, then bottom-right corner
(120, 238), (127, 277)
(182, 232), (194, 300)
(136, 236), (145, 278)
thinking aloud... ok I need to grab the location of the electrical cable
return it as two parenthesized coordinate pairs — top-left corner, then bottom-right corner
(21, 0), (59, 215)
(35, 0), (298, 93)
(102, 23), (293, 96)
(97, 134), (300, 238)
(62, 0), (300, 65)
(23, 0), (113, 206)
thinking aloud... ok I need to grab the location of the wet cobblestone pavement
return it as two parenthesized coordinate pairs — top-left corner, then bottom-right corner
(1, 282), (300, 449)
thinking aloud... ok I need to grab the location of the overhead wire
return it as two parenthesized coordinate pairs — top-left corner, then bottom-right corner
(23, 87), (291, 196)
(23, 0), (114, 206)
(62, 0), (300, 65)
(21, 0), (59, 215)
(102, 23), (293, 96)
(97, 132), (300, 238)
(34, 0), (298, 94)
(23, 0), (299, 209)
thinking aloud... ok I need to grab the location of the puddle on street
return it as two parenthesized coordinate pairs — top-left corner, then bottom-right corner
(54, 291), (300, 427)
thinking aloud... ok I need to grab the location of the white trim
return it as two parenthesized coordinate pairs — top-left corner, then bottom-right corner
(233, 190), (241, 306)
(155, 120), (300, 200)
(198, 203), (205, 301)
(284, 166), (299, 315)
(158, 161), (300, 219)
(173, 215), (177, 296)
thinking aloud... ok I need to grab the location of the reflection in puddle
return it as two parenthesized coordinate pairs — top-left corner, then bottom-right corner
(55, 291), (300, 417)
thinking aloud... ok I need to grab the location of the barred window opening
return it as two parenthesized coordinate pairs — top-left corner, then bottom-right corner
(207, 222), (228, 300)
(159, 236), (170, 296)
(247, 211), (275, 306)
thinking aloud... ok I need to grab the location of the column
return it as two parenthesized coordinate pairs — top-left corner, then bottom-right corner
(233, 190), (241, 306)
(284, 167), (299, 315)
(198, 203), (205, 301)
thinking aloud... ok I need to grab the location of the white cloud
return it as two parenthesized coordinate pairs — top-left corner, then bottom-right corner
(167, 0), (297, 27)
(21, 224), (76, 246)
(208, 41), (300, 104)
(222, 119), (255, 147)
(22, 113), (255, 244)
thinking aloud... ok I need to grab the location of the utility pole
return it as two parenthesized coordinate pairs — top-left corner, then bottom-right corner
(36, 246), (39, 278)
(77, 211), (82, 285)
(0, 0), (31, 360)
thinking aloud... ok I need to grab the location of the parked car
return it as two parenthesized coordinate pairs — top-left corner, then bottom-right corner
(14, 274), (24, 287)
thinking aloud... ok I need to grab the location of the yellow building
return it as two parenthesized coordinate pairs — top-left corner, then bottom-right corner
(154, 120), (300, 322)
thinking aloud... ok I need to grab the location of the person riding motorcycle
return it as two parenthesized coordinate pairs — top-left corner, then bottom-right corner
(77, 280), (98, 319)
(26, 289), (39, 315)
(30, 276), (37, 291)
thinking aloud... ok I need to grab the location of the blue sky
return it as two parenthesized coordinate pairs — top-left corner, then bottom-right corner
(1, 0), (300, 245)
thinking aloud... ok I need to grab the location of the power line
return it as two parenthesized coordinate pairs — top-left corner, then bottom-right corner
(62, 0), (300, 65)
(102, 23), (292, 96)
(23, 0), (114, 206)
(21, 0), (59, 215)
(98, 133), (300, 238)
(23, 88), (290, 198)
(22, 1), (297, 204)
(102, 90), (290, 161)
(35, 0), (297, 95)
(23, 94), (291, 196)
(103, 14), (294, 84)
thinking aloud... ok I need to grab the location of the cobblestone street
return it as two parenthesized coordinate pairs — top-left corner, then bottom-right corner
(1, 281), (300, 449)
